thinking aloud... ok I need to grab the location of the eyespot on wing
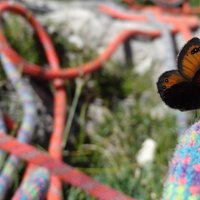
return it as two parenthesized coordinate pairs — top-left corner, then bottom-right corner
(178, 37), (200, 79)
(157, 70), (185, 96)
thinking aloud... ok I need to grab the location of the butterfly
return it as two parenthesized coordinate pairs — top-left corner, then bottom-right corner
(157, 37), (200, 111)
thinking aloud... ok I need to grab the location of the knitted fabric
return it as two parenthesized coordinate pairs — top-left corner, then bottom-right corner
(0, 110), (7, 165)
(163, 120), (200, 199)
(0, 54), (38, 198)
(12, 168), (50, 200)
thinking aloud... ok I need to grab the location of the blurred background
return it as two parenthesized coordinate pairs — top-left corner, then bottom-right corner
(0, 0), (200, 199)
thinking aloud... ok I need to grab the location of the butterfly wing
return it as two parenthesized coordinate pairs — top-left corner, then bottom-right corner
(178, 37), (200, 80)
(157, 70), (200, 111)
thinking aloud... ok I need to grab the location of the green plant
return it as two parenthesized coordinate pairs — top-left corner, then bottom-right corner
(64, 62), (178, 199)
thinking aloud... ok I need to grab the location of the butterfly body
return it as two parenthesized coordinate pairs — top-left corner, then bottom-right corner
(157, 37), (200, 111)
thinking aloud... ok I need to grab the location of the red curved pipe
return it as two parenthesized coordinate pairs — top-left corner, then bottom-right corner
(1, 29), (161, 80)
(99, 4), (198, 41)
(98, 4), (147, 21)
(0, 3), (160, 81)
(123, 0), (200, 15)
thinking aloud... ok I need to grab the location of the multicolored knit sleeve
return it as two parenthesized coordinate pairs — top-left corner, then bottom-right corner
(163, 120), (200, 200)
(12, 168), (50, 200)
(0, 54), (38, 198)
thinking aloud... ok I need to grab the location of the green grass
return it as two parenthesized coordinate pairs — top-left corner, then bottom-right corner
(190, 0), (200, 7)
(63, 65), (177, 199)
(0, 11), (179, 200)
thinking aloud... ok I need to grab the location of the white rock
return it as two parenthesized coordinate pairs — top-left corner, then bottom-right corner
(87, 99), (111, 124)
(136, 138), (157, 166)
(134, 56), (153, 75)
(68, 35), (84, 49)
